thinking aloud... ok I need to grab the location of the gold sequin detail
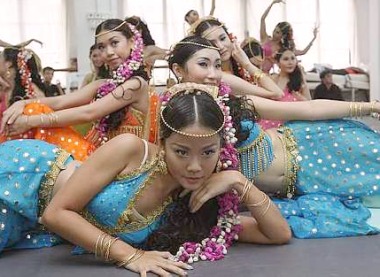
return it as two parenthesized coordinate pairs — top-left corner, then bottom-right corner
(277, 126), (300, 198)
(81, 152), (170, 235)
(38, 149), (71, 218)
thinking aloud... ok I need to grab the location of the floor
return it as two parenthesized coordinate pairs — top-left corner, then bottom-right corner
(1, 116), (380, 276)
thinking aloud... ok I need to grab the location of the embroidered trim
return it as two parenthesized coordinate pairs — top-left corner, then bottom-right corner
(277, 126), (300, 198)
(107, 108), (146, 141)
(81, 153), (170, 234)
(38, 149), (71, 218)
(237, 130), (274, 182)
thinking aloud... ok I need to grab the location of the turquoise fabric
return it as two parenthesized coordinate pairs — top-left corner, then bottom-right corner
(0, 139), (166, 253)
(0, 139), (69, 251)
(238, 119), (380, 238)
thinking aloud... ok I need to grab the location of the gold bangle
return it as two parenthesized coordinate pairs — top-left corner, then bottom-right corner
(370, 100), (379, 114)
(116, 249), (145, 268)
(246, 192), (268, 207)
(239, 179), (252, 203)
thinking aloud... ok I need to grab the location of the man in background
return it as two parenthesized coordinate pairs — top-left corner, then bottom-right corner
(42, 66), (64, 97)
(313, 69), (344, 101)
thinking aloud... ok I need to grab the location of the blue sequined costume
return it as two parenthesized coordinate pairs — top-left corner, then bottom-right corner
(0, 139), (170, 253)
(237, 119), (380, 238)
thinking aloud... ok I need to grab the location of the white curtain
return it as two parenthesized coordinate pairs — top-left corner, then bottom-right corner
(122, 0), (357, 71)
(0, 0), (67, 82)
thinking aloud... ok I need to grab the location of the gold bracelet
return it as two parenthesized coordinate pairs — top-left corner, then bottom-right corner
(24, 116), (30, 127)
(105, 237), (119, 261)
(348, 102), (353, 117)
(239, 180), (252, 203)
(253, 70), (265, 83)
(246, 192), (268, 207)
(116, 249), (145, 268)
(370, 100), (379, 114)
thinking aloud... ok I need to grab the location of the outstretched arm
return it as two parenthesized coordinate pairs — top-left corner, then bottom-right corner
(0, 79), (106, 132)
(209, 0), (216, 15)
(260, 0), (284, 42)
(294, 27), (318, 56)
(42, 134), (190, 276)
(3, 77), (147, 136)
(231, 41), (284, 98)
(248, 95), (380, 121)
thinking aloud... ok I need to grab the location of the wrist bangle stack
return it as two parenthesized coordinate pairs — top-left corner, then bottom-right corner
(115, 248), (145, 268)
(94, 233), (119, 262)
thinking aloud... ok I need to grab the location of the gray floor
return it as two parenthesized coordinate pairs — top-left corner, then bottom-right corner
(1, 236), (380, 277)
(1, 116), (379, 277)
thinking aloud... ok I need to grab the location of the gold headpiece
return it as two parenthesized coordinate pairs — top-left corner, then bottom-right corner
(166, 82), (219, 100)
(160, 83), (225, 138)
(241, 37), (261, 58)
(174, 41), (219, 51)
(187, 16), (222, 36)
(95, 21), (127, 38)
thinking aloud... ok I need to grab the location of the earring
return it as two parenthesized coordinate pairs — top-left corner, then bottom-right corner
(215, 159), (223, 172)
(157, 149), (168, 174)
(177, 76), (183, 83)
(5, 69), (11, 79)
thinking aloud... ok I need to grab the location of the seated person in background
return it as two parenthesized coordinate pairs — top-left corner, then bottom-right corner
(42, 66), (64, 97)
(184, 0), (216, 25)
(313, 69), (344, 101)
(80, 44), (109, 88)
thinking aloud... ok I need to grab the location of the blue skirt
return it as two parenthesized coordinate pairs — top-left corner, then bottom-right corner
(273, 120), (380, 238)
(0, 139), (73, 251)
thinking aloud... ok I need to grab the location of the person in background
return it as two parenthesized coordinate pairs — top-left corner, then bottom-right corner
(42, 66), (64, 97)
(184, 0), (216, 26)
(260, 0), (318, 73)
(0, 19), (158, 161)
(258, 47), (311, 130)
(313, 69), (344, 101)
(188, 18), (283, 99)
(80, 44), (109, 89)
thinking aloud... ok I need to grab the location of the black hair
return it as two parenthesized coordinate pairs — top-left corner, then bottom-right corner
(275, 21), (294, 50)
(184, 9), (196, 23)
(193, 18), (240, 76)
(320, 69), (332, 79)
(89, 44), (110, 79)
(168, 36), (218, 82)
(146, 90), (222, 252)
(3, 48), (45, 105)
(42, 66), (54, 73)
(242, 39), (263, 59)
(275, 48), (303, 93)
(125, 16), (156, 46)
(95, 19), (149, 132)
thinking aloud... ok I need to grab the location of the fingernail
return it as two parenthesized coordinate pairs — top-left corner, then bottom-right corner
(186, 264), (194, 270)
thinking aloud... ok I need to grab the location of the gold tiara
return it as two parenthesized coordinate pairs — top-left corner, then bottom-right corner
(175, 41), (219, 51)
(95, 21), (127, 38)
(160, 108), (225, 138)
(166, 83), (219, 100)
(160, 82), (224, 138)
(187, 15), (221, 36)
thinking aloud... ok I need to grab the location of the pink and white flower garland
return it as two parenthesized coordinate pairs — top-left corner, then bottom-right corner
(17, 49), (35, 99)
(165, 82), (242, 264)
(94, 23), (144, 144)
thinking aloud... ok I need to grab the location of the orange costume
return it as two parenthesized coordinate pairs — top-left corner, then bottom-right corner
(0, 93), (160, 161)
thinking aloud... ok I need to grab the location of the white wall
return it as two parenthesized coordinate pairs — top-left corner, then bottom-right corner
(369, 0), (380, 100)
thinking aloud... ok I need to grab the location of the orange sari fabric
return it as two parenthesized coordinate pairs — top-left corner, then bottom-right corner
(0, 94), (160, 160)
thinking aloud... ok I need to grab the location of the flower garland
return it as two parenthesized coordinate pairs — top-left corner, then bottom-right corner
(161, 82), (242, 264)
(93, 23), (144, 145)
(17, 49), (35, 99)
